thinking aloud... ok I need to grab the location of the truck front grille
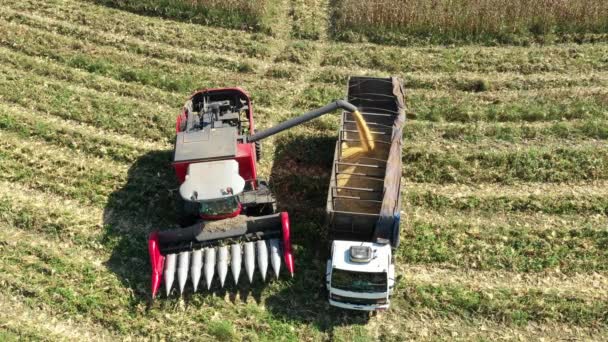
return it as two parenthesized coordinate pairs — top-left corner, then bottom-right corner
(331, 294), (387, 305)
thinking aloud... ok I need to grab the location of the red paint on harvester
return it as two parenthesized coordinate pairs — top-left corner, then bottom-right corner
(281, 212), (295, 276)
(148, 231), (164, 299)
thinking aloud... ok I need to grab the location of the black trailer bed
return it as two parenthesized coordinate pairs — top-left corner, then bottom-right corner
(326, 76), (405, 247)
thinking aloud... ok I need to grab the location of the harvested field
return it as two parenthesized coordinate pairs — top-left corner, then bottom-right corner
(93, 0), (283, 33)
(0, 0), (606, 340)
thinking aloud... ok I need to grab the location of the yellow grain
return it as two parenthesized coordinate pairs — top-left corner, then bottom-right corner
(335, 111), (384, 214)
(352, 110), (375, 152)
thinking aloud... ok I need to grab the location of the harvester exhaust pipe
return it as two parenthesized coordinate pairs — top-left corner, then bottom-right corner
(246, 100), (358, 143)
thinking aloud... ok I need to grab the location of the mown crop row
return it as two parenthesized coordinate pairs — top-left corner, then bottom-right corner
(1, 0), (276, 58)
(0, 47), (182, 107)
(0, 7), (263, 69)
(399, 220), (608, 273)
(0, 64), (175, 141)
(321, 43), (608, 74)
(1, 221), (605, 337)
(408, 191), (608, 215)
(0, 103), (161, 163)
(396, 282), (607, 326)
(405, 121), (608, 142)
(296, 82), (608, 123)
(404, 145), (608, 183)
(0, 17), (293, 113)
(314, 68), (608, 92)
(92, 0), (282, 34)
(0, 134), (126, 206)
(0, 16), (259, 90)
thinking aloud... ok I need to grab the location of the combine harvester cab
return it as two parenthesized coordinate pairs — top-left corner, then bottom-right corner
(148, 88), (294, 298)
(325, 76), (406, 311)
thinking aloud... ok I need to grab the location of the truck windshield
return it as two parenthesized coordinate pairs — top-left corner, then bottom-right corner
(331, 269), (387, 293)
(199, 196), (239, 216)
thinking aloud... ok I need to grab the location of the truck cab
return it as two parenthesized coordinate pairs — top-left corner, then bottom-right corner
(326, 241), (395, 310)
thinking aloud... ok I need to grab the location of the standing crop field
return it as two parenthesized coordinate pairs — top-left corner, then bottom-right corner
(0, 0), (607, 340)
(332, 0), (608, 45)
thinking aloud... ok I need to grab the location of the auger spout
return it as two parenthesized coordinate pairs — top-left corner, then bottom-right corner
(246, 100), (359, 143)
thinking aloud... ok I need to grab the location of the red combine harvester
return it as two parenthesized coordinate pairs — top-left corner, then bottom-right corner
(148, 87), (360, 298)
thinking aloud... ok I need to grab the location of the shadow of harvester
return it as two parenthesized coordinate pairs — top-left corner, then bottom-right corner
(102, 150), (179, 303)
(102, 134), (369, 329)
(265, 133), (371, 329)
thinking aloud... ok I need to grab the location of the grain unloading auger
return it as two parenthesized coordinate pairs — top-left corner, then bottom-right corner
(147, 87), (367, 298)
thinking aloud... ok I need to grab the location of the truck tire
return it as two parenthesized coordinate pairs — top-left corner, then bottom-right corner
(391, 221), (400, 249)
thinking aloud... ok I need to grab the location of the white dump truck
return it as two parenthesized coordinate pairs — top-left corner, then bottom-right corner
(325, 76), (405, 311)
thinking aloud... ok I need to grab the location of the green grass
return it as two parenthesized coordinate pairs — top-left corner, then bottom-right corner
(399, 221), (608, 272)
(410, 92), (608, 123)
(400, 284), (608, 326)
(0, 0), (607, 340)
(408, 191), (608, 215)
(404, 121), (608, 142)
(321, 43), (608, 74)
(404, 146), (608, 183)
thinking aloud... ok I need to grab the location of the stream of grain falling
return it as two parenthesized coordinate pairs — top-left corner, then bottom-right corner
(337, 110), (385, 214)
(352, 110), (375, 152)
(341, 110), (375, 159)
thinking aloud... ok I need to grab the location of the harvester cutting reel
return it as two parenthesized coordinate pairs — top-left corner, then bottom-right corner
(149, 212), (293, 297)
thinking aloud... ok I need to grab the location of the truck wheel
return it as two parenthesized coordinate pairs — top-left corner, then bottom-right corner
(255, 141), (261, 161)
(391, 221), (401, 249)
